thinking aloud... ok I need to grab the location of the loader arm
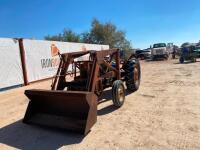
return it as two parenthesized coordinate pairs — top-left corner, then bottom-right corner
(52, 51), (91, 91)
(23, 48), (128, 135)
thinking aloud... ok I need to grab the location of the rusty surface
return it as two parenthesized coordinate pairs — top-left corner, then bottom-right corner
(23, 89), (97, 134)
(23, 48), (137, 135)
(51, 59), (64, 90)
(18, 38), (29, 86)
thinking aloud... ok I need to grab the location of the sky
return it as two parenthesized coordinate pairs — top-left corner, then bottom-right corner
(0, 0), (200, 49)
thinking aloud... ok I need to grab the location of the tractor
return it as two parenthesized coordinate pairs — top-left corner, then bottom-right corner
(23, 47), (141, 135)
(179, 45), (198, 63)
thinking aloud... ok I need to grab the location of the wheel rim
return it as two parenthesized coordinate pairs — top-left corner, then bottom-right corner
(118, 85), (125, 103)
(134, 65), (139, 86)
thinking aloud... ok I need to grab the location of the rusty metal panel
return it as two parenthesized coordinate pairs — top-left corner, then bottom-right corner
(23, 89), (97, 134)
(23, 48), (130, 135)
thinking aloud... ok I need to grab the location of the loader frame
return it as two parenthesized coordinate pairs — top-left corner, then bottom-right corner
(23, 49), (139, 135)
(51, 49), (122, 95)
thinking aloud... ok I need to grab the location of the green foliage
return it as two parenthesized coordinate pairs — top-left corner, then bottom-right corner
(44, 19), (132, 50)
(45, 29), (80, 42)
(81, 19), (132, 50)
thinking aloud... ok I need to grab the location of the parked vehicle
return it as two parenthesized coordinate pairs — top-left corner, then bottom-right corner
(179, 45), (198, 63)
(151, 43), (169, 60)
(135, 49), (151, 59)
(194, 46), (200, 58)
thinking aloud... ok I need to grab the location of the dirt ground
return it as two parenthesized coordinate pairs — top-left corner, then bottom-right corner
(1, 58), (200, 150)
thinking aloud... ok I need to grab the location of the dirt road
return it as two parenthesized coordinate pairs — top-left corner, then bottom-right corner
(1, 59), (200, 150)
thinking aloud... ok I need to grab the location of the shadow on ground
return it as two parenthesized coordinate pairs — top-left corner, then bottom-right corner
(0, 120), (84, 150)
(173, 58), (200, 64)
(145, 58), (167, 62)
(0, 88), (133, 150)
(97, 88), (132, 116)
(173, 61), (200, 64)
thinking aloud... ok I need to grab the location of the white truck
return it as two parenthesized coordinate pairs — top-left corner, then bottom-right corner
(151, 43), (170, 60)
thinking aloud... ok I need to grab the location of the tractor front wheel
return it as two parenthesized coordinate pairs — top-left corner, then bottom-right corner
(112, 80), (125, 107)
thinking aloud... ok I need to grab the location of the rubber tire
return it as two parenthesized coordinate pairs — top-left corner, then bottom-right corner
(179, 57), (184, 63)
(112, 80), (125, 107)
(124, 59), (141, 92)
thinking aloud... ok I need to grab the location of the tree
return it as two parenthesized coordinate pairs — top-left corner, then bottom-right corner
(45, 29), (80, 42)
(44, 19), (132, 50)
(81, 32), (93, 43)
(81, 19), (132, 50)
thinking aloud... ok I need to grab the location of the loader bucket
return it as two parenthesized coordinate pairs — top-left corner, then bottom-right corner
(23, 89), (98, 135)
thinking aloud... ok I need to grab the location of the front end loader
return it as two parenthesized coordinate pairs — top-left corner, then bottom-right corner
(23, 48), (141, 135)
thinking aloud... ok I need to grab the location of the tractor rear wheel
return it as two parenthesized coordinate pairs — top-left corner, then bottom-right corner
(124, 59), (141, 92)
(112, 80), (125, 107)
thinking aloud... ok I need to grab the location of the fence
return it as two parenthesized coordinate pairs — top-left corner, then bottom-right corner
(0, 38), (24, 90)
(0, 38), (109, 91)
